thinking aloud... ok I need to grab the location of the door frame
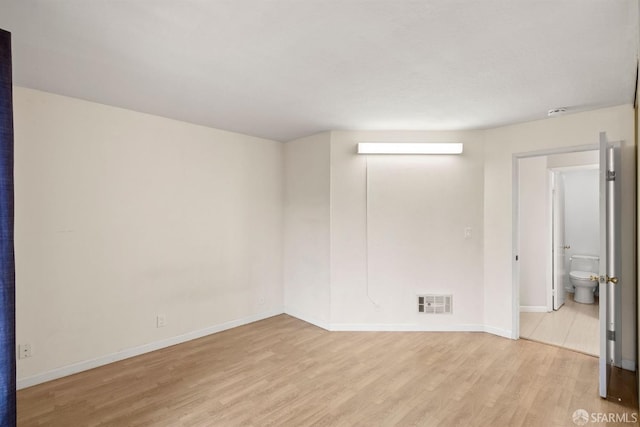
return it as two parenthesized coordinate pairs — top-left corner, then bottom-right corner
(512, 144), (597, 339)
(549, 169), (562, 312)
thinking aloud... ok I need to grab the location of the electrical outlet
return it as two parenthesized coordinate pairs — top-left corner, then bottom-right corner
(258, 297), (265, 305)
(18, 344), (31, 359)
(156, 314), (167, 328)
(464, 227), (472, 240)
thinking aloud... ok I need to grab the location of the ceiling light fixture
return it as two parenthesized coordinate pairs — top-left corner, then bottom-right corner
(357, 142), (463, 155)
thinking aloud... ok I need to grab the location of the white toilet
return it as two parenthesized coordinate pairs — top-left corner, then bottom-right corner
(569, 255), (599, 304)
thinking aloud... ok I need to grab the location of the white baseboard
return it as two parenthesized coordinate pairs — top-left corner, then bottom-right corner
(285, 313), (515, 341)
(17, 307), (284, 390)
(283, 307), (330, 331)
(483, 325), (514, 339)
(327, 322), (513, 342)
(621, 359), (636, 372)
(519, 306), (549, 313)
(328, 323), (486, 332)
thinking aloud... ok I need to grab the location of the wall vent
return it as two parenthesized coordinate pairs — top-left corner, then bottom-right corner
(418, 295), (452, 314)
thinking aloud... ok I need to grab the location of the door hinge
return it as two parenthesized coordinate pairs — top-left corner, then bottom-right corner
(607, 170), (616, 181)
(607, 330), (616, 341)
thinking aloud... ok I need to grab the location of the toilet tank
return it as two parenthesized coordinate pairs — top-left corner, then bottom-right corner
(570, 255), (599, 273)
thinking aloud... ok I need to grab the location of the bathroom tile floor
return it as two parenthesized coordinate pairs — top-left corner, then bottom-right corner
(520, 293), (599, 356)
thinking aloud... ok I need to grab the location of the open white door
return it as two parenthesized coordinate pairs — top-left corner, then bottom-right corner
(552, 171), (566, 310)
(598, 132), (621, 398)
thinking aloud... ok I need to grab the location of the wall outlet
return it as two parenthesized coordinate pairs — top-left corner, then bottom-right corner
(464, 227), (472, 240)
(156, 314), (167, 328)
(258, 297), (265, 305)
(18, 344), (32, 359)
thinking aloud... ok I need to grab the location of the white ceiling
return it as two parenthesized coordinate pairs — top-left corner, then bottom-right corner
(1, 1), (638, 142)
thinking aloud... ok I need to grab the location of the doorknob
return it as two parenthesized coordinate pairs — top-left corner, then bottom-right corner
(590, 275), (619, 284)
(563, 245), (571, 249)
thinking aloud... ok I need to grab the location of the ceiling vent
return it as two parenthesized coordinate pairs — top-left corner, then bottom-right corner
(418, 295), (452, 314)
(547, 107), (568, 117)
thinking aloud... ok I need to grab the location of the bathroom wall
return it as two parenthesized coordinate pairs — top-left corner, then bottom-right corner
(549, 151), (599, 291)
(563, 169), (599, 280)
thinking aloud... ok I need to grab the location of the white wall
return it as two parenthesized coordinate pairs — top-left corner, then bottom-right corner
(547, 150), (599, 169)
(484, 105), (636, 364)
(283, 132), (331, 328)
(518, 156), (548, 309)
(564, 169), (599, 259)
(329, 131), (485, 330)
(15, 87), (636, 387)
(14, 87), (284, 386)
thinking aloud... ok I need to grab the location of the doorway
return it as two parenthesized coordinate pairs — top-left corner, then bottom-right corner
(516, 149), (600, 356)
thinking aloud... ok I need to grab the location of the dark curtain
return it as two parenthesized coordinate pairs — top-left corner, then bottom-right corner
(0, 28), (16, 427)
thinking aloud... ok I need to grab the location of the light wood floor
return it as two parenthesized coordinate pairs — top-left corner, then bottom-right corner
(18, 315), (637, 427)
(520, 293), (599, 356)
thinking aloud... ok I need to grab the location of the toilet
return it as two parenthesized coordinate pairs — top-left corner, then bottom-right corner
(569, 255), (599, 304)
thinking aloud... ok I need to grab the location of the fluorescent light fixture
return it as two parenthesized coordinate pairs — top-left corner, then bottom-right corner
(357, 142), (463, 155)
